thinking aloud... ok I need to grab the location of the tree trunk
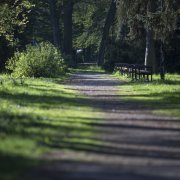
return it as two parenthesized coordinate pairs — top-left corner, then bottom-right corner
(144, 0), (157, 73)
(63, 0), (73, 56)
(160, 41), (165, 80)
(97, 0), (116, 66)
(144, 29), (157, 73)
(49, 0), (61, 48)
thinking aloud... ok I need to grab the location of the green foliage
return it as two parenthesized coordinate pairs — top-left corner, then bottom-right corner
(0, 0), (33, 42)
(104, 37), (145, 72)
(116, 0), (179, 41)
(24, 0), (52, 43)
(6, 42), (66, 78)
(73, 0), (110, 49)
(0, 0), (34, 71)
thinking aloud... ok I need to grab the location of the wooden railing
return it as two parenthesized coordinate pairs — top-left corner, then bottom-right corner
(114, 63), (153, 82)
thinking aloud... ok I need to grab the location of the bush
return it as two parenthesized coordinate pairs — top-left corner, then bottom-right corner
(6, 42), (66, 77)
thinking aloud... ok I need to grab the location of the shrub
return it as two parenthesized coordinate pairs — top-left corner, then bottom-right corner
(6, 42), (66, 77)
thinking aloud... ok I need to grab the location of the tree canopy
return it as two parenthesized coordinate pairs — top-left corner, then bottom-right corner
(0, 0), (33, 42)
(0, 0), (179, 74)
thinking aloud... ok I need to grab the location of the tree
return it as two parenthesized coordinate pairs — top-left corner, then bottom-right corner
(49, 0), (61, 48)
(116, 0), (179, 79)
(73, 0), (111, 62)
(98, 0), (116, 66)
(147, 0), (178, 79)
(0, 0), (33, 71)
(0, 0), (33, 42)
(63, 0), (74, 57)
(144, 0), (157, 73)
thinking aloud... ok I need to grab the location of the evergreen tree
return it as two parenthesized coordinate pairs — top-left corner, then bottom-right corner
(116, 0), (179, 79)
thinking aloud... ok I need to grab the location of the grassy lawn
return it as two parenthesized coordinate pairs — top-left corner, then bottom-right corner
(1, 67), (179, 179)
(0, 74), (100, 180)
(114, 72), (180, 118)
(70, 65), (105, 73)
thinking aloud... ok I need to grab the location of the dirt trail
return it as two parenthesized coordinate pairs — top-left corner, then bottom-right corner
(26, 72), (180, 180)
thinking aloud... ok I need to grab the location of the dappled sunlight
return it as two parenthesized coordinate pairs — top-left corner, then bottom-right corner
(0, 76), (102, 179)
(0, 71), (180, 180)
(0, 0), (179, 178)
(116, 74), (180, 117)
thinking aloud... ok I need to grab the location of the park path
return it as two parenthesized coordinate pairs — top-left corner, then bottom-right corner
(27, 72), (180, 180)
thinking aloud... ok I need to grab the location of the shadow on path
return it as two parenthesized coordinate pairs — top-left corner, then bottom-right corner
(23, 72), (180, 180)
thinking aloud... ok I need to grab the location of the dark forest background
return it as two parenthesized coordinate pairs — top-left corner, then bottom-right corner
(0, 0), (179, 74)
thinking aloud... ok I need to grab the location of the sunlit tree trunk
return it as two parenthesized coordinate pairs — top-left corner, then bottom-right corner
(144, 29), (157, 73)
(144, 0), (157, 73)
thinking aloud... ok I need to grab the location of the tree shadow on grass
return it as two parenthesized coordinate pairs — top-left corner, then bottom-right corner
(121, 78), (180, 86)
(117, 91), (180, 115)
(2, 89), (178, 114)
(0, 153), (43, 180)
(1, 106), (180, 179)
(3, 86), (176, 113)
(0, 90), (86, 109)
(0, 73), (180, 180)
(1, 104), (180, 179)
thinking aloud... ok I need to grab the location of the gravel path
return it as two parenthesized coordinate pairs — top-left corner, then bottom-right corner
(26, 72), (180, 180)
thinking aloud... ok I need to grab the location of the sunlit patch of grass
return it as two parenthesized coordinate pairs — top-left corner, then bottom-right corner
(114, 72), (180, 118)
(70, 65), (105, 73)
(0, 74), (100, 180)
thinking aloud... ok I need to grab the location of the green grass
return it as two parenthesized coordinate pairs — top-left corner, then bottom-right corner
(1, 68), (179, 179)
(70, 65), (105, 73)
(114, 72), (180, 118)
(0, 74), (100, 180)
